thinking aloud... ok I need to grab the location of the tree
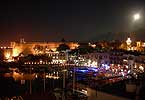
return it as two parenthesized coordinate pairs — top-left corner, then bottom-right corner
(77, 45), (95, 54)
(61, 38), (66, 42)
(56, 44), (70, 52)
(69, 49), (79, 56)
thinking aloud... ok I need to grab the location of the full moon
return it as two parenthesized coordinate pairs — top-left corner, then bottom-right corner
(133, 13), (140, 21)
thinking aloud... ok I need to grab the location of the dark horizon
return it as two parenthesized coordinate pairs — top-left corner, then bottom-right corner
(0, 0), (145, 45)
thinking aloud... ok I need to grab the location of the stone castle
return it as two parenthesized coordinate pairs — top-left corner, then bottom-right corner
(10, 38), (79, 57)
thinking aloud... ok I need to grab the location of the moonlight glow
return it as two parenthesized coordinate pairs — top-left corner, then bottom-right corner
(133, 13), (140, 21)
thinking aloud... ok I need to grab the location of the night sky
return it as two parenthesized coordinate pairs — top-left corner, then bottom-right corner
(0, 0), (145, 45)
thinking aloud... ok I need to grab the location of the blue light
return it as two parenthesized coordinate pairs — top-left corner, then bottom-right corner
(78, 69), (88, 73)
(104, 64), (110, 70)
(88, 67), (98, 72)
(92, 68), (98, 72)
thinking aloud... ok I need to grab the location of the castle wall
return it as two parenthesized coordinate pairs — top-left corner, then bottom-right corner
(11, 42), (78, 56)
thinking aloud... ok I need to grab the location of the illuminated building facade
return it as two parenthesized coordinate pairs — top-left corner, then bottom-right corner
(82, 52), (110, 67)
(109, 51), (124, 64)
(10, 39), (79, 57)
(126, 37), (132, 51)
(120, 37), (145, 51)
(0, 47), (13, 62)
(82, 51), (125, 68)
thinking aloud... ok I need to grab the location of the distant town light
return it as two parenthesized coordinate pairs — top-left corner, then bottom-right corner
(91, 44), (96, 48)
(126, 65), (129, 69)
(40, 60), (43, 63)
(12, 48), (20, 57)
(126, 37), (132, 45)
(139, 65), (144, 71)
(35, 74), (38, 78)
(5, 52), (11, 59)
(142, 43), (145, 47)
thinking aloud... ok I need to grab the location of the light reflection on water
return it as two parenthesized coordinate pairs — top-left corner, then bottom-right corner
(0, 76), (63, 99)
(4, 72), (60, 80)
(0, 66), (128, 99)
(0, 67), (64, 97)
(4, 67), (61, 80)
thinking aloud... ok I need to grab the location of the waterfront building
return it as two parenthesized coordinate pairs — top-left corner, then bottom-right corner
(81, 52), (110, 67)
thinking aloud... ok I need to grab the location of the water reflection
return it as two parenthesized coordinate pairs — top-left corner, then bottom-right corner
(4, 68), (60, 80)
(1, 66), (125, 100)
(1, 67), (63, 98)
